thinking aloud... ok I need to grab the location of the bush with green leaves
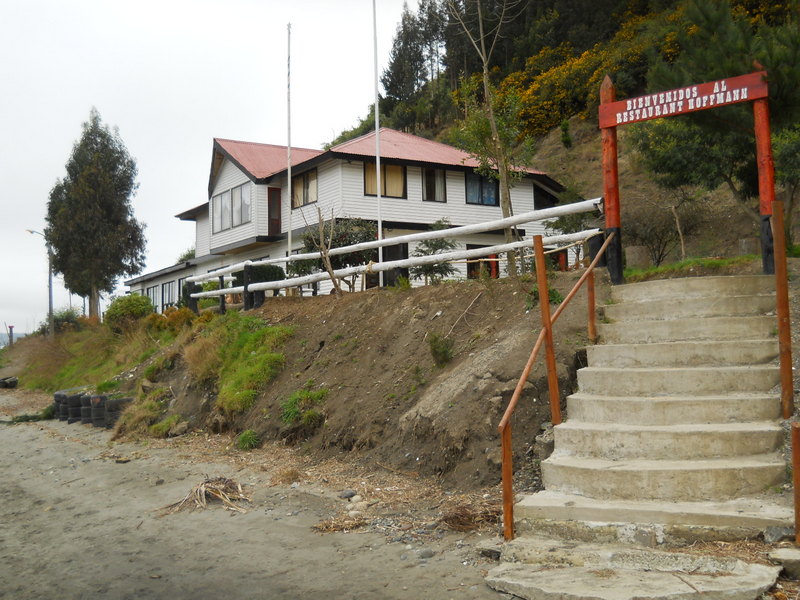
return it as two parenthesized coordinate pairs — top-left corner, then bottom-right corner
(105, 294), (154, 332)
(428, 333), (454, 367)
(36, 306), (83, 335)
(236, 429), (261, 450)
(410, 219), (458, 284)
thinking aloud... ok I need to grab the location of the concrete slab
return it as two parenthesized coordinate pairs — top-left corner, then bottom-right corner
(487, 538), (779, 600)
(768, 547), (800, 579)
(586, 339), (778, 368)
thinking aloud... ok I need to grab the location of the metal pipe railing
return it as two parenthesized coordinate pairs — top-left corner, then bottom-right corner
(498, 231), (615, 541)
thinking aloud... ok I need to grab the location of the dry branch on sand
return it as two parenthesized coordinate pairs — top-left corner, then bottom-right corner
(439, 499), (501, 532)
(159, 476), (251, 515)
(312, 514), (367, 533)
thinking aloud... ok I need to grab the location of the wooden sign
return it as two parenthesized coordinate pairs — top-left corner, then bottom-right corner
(599, 71), (768, 128)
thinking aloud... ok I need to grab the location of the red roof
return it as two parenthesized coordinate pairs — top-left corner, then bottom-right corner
(329, 127), (545, 175)
(214, 138), (322, 180)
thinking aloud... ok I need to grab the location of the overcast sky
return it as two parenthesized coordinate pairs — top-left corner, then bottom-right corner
(0, 0), (409, 334)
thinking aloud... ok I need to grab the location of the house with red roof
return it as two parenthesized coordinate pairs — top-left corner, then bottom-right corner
(125, 128), (565, 310)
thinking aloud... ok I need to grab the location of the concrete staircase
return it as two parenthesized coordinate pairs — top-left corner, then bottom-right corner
(486, 275), (792, 599)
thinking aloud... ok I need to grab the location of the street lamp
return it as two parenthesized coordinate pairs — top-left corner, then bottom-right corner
(27, 229), (54, 340)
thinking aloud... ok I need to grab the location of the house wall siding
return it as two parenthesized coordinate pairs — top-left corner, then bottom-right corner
(339, 161), (552, 237)
(209, 160), (256, 249)
(196, 210), (211, 257)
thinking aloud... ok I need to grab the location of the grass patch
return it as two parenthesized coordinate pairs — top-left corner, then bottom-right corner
(148, 414), (181, 438)
(182, 312), (293, 414)
(114, 388), (171, 438)
(6, 404), (56, 424)
(96, 379), (120, 393)
(281, 380), (328, 425)
(236, 429), (261, 450)
(624, 255), (756, 282)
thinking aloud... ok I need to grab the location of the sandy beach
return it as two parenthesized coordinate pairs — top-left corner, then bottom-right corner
(0, 391), (505, 600)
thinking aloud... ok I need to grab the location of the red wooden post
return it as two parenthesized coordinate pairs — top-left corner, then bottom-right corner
(600, 75), (624, 284)
(501, 424), (514, 540)
(587, 268), (597, 344)
(754, 97), (776, 274)
(793, 422), (800, 544)
(534, 236), (561, 425)
(772, 200), (794, 418)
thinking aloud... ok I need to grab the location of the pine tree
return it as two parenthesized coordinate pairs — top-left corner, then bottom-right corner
(46, 108), (146, 318)
(410, 218), (458, 284)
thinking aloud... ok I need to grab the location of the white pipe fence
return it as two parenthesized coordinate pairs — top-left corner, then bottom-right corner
(187, 197), (602, 284)
(191, 230), (601, 299)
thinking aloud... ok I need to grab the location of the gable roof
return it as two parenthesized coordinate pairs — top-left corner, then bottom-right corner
(328, 127), (546, 176)
(209, 138), (322, 197)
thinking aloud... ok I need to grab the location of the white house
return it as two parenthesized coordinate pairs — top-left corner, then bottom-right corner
(125, 128), (565, 310)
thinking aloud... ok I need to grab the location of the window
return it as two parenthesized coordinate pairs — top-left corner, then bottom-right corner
(533, 184), (559, 211)
(465, 172), (499, 206)
(364, 162), (406, 198)
(161, 281), (176, 311)
(145, 285), (158, 309)
(177, 277), (188, 303)
(422, 168), (446, 202)
(212, 183), (251, 232)
(292, 169), (318, 208)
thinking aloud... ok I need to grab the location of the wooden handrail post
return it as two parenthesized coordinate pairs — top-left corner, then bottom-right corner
(771, 200), (794, 418)
(501, 424), (514, 540)
(534, 236), (561, 425)
(793, 422), (800, 544)
(587, 268), (597, 344)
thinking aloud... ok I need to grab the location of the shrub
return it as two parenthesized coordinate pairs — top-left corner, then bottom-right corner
(236, 429), (261, 450)
(149, 414), (181, 438)
(105, 295), (154, 333)
(36, 306), (82, 335)
(164, 306), (195, 333)
(281, 380), (328, 425)
(428, 333), (454, 367)
(525, 286), (565, 311)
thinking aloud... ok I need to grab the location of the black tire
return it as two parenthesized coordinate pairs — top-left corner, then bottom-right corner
(67, 394), (83, 408)
(80, 406), (92, 424)
(67, 417), (81, 424)
(80, 395), (92, 407)
(92, 417), (105, 428)
(59, 404), (69, 421)
(5, 377), (18, 389)
(0, 380), (7, 389)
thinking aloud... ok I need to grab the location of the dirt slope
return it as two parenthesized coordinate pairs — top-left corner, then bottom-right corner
(159, 272), (602, 490)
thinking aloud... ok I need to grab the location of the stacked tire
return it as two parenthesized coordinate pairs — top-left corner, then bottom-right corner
(90, 395), (107, 428)
(80, 394), (93, 424)
(66, 393), (83, 424)
(54, 391), (67, 421)
(105, 398), (133, 429)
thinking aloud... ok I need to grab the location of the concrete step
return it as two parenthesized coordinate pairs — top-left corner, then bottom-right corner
(553, 421), (783, 460)
(610, 275), (774, 304)
(486, 536), (780, 599)
(586, 339), (778, 368)
(577, 365), (780, 396)
(598, 315), (776, 344)
(541, 454), (785, 501)
(604, 293), (775, 323)
(567, 392), (780, 425)
(514, 491), (793, 544)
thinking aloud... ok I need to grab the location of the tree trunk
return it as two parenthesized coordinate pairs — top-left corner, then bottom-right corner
(670, 205), (686, 260)
(478, 26), (516, 276)
(89, 283), (100, 319)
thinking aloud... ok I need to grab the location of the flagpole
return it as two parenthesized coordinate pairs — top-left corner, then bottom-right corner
(372, 0), (383, 287)
(287, 23), (293, 274)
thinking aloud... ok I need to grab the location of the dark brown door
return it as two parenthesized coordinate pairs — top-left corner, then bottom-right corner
(268, 188), (281, 236)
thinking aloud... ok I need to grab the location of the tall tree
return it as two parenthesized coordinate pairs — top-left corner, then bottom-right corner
(46, 109), (146, 318)
(382, 3), (427, 130)
(631, 0), (800, 241)
(447, 0), (525, 275)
